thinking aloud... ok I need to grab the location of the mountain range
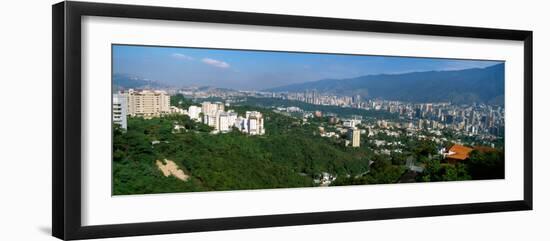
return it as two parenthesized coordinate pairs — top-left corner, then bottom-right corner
(113, 73), (167, 91)
(265, 63), (504, 105)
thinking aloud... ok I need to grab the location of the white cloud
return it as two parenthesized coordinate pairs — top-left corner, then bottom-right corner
(202, 58), (230, 69)
(171, 53), (193, 61)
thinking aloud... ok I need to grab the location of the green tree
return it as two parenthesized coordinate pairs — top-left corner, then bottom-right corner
(419, 158), (443, 182)
(466, 150), (504, 180)
(442, 163), (471, 181)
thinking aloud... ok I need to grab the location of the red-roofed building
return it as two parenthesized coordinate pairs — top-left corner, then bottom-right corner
(444, 144), (474, 164)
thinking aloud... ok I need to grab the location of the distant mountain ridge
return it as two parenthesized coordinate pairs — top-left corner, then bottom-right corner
(113, 74), (240, 93)
(265, 63), (504, 105)
(113, 73), (167, 91)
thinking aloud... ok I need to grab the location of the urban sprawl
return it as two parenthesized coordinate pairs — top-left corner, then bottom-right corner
(113, 87), (504, 184)
(115, 88), (504, 142)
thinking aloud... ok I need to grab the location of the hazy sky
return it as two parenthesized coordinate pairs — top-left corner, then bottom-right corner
(113, 44), (502, 90)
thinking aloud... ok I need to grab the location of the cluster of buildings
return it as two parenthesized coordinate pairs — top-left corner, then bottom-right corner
(384, 101), (505, 137)
(272, 90), (504, 138)
(168, 87), (504, 139)
(317, 118), (362, 148)
(278, 91), (363, 108)
(195, 101), (265, 135)
(112, 89), (172, 129)
(112, 89), (265, 135)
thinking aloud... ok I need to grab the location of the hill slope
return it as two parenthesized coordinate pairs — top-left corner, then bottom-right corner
(266, 63), (504, 105)
(113, 73), (167, 91)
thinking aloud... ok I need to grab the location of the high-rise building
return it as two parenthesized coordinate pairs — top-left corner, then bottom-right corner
(201, 108), (238, 133)
(203, 114), (217, 128)
(112, 93), (127, 130)
(201, 102), (224, 129)
(353, 94), (361, 104)
(347, 128), (360, 147)
(245, 111), (265, 135)
(415, 108), (422, 118)
(218, 112), (231, 132)
(201, 102), (214, 115)
(227, 112), (238, 127)
(126, 89), (170, 117)
(426, 103), (433, 113)
(201, 102), (224, 115)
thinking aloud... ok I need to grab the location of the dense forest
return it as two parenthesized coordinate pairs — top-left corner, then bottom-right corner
(113, 103), (376, 195)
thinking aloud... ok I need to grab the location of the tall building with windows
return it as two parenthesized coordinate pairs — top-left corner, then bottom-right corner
(245, 111), (265, 135)
(201, 101), (224, 115)
(228, 112), (238, 126)
(204, 114), (218, 128)
(202, 102), (226, 129)
(112, 93), (127, 130)
(218, 112), (231, 132)
(347, 128), (360, 147)
(126, 89), (170, 117)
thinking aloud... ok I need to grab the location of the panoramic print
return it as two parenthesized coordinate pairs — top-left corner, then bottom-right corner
(111, 44), (505, 195)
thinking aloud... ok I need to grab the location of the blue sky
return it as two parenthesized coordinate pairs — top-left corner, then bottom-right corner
(113, 45), (502, 90)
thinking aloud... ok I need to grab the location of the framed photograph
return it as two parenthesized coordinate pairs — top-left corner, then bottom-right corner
(52, 1), (533, 240)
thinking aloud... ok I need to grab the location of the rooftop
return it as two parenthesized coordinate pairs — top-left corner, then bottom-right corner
(446, 144), (474, 161)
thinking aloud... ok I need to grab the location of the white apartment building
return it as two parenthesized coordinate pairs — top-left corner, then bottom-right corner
(245, 111), (265, 135)
(202, 102), (223, 129)
(187, 105), (202, 121)
(203, 111), (238, 133)
(343, 119), (362, 128)
(126, 89), (170, 117)
(204, 114), (218, 128)
(201, 101), (224, 115)
(112, 93), (127, 130)
(218, 112), (231, 132)
(228, 112), (238, 127)
(195, 101), (265, 135)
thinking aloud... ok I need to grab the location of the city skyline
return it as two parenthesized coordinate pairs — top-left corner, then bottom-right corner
(113, 44), (503, 91)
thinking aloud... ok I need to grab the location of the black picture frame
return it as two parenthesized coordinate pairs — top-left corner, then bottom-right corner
(52, 1), (533, 240)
